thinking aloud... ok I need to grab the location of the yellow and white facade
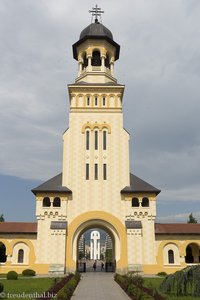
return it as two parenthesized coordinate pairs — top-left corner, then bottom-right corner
(0, 17), (200, 275)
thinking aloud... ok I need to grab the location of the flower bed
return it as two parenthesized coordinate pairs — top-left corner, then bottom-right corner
(115, 273), (165, 300)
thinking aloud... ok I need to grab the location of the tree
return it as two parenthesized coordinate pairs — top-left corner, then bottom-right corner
(0, 214), (4, 222)
(187, 213), (197, 223)
(78, 251), (85, 259)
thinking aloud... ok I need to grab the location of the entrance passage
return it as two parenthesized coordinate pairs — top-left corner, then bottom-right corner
(76, 227), (115, 273)
(72, 273), (131, 300)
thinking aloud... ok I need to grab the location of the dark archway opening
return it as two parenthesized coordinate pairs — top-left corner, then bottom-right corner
(43, 197), (51, 207)
(91, 51), (101, 66)
(185, 243), (200, 263)
(185, 245), (194, 263)
(0, 242), (7, 263)
(76, 227), (115, 273)
(83, 53), (88, 69)
(105, 54), (110, 69)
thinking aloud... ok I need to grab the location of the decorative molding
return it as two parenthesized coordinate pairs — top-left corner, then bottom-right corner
(82, 121), (111, 133)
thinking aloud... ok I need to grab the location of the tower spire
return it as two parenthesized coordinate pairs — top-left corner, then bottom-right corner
(89, 4), (104, 23)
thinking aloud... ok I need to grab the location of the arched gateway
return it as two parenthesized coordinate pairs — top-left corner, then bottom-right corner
(65, 211), (128, 273)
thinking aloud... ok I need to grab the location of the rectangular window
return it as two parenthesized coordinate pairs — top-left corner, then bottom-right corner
(95, 131), (98, 150)
(95, 97), (98, 106)
(86, 131), (90, 150)
(103, 164), (107, 180)
(86, 164), (89, 180)
(103, 131), (107, 150)
(103, 97), (106, 106)
(87, 97), (90, 106)
(94, 164), (98, 180)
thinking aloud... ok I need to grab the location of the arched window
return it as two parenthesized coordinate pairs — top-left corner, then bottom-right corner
(86, 131), (90, 150)
(92, 51), (101, 66)
(86, 163), (89, 180)
(185, 245), (194, 263)
(94, 131), (98, 150)
(94, 164), (98, 180)
(83, 53), (88, 69)
(103, 131), (107, 150)
(168, 250), (174, 264)
(18, 249), (24, 263)
(103, 164), (107, 180)
(105, 54), (110, 68)
(0, 242), (6, 262)
(53, 197), (61, 207)
(142, 197), (149, 207)
(132, 198), (139, 207)
(43, 197), (51, 207)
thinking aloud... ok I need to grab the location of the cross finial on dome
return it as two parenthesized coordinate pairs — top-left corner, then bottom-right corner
(89, 4), (104, 23)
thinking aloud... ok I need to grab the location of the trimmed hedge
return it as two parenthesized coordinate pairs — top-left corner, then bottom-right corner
(7, 271), (18, 280)
(22, 269), (36, 276)
(115, 273), (165, 300)
(157, 272), (167, 277)
(0, 282), (4, 293)
(160, 265), (200, 297)
(57, 272), (81, 300)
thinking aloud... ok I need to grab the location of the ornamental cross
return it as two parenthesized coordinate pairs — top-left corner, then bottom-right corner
(89, 5), (104, 23)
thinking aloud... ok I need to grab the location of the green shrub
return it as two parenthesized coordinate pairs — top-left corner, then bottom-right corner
(57, 289), (66, 300)
(160, 265), (200, 297)
(157, 272), (167, 277)
(127, 283), (139, 296)
(7, 271), (18, 280)
(129, 274), (144, 287)
(114, 274), (129, 290)
(22, 269), (36, 276)
(57, 273), (80, 300)
(0, 282), (4, 293)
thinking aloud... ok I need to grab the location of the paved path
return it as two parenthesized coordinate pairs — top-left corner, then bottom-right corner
(72, 272), (131, 300)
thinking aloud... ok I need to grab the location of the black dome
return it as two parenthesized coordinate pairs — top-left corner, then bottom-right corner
(80, 22), (113, 40)
(72, 21), (120, 61)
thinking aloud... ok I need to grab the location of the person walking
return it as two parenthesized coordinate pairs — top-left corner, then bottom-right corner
(101, 262), (104, 271)
(93, 260), (97, 271)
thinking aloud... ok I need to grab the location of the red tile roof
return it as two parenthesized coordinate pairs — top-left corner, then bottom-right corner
(0, 222), (37, 234)
(155, 223), (200, 235)
(1, 222), (200, 235)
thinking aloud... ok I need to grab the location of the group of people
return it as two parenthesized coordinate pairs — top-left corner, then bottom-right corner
(93, 260), (104, 271)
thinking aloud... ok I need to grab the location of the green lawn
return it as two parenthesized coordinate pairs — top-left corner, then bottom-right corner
(144, 277), (200, 300)
(0, 277), (57, 300)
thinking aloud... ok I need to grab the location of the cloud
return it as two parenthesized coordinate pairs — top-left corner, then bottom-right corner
(157, 211), (200, 223)
(0, 0), (199, 214)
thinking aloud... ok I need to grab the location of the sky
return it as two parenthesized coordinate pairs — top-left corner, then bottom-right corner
(0, 0), (200, 222)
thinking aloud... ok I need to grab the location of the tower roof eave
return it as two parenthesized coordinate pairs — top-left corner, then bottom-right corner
(31, 173), (72, 195)
(121, 173), (161, 195)
(72, 36), (120, 61)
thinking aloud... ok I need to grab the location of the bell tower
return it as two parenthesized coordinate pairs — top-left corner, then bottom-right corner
(32, 6), (160, 274)
(72, 5), (120, 84)
(62, 6), (130, 196)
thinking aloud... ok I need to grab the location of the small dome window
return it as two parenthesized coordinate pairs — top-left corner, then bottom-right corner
(168, 250), (174, 264)
(53, 197), (61, 207)
(43, 197), (51, 207)
(142, 197), (149, 207)
(18, 249), (24, 263)
(132, 197), (139, 207)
